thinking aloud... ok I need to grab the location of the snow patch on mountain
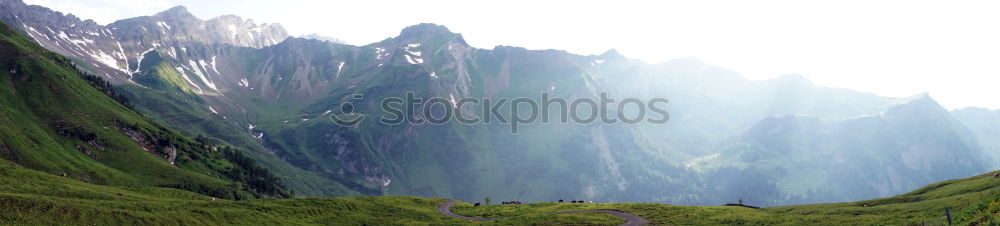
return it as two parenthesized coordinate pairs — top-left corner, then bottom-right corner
(402, 43), (423, 63)
(156, 21), (171, 31)
(374, 47), (387, 60)
(175, 66), (204, 92)
(56, 31), (70, 41)
(227, 24), (237, 40)
(132, 48), (155, 74)
(114, 41), (129, 74)
(449, 93), (458, 108)
(66, 35), (94, 47)
(167, 47), (177, 58)
(404, 43), (422, 56)
(335, 61), (345, 78)
(239, 77), (249, 87)
(92, 49), (127, 74)
(24, 25), (49, 41)
(187, 60), (218, 91)
(405, 55), (423, 64)
(209, 56), (220, 74)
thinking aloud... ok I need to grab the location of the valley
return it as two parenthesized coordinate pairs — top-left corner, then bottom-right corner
(0, 0), (998, 224)
(2, 158), (999, 225)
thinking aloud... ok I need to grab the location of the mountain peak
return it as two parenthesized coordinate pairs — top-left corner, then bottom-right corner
(600, 48), (624, 59)
(212, 14), (244, 21)
(891, 92), (933, 106)
(154, 5), (196, 20)
(299, 33), (344, 44)
(881, 93), (950, 120)
(397, 23), (457, 40)
(163, 5), (188, 13)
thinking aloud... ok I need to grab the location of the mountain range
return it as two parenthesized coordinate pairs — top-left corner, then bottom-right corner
(0, 0), (995, 206)
(0, 18), (287, 200)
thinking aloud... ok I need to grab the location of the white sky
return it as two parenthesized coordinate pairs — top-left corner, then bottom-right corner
(24, 0), (1000, 110)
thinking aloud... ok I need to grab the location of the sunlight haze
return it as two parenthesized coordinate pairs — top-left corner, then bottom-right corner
(24, 0), (1000, 110)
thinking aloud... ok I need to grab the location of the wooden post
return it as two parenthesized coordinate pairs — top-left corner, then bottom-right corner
(945, 207), (952, 225)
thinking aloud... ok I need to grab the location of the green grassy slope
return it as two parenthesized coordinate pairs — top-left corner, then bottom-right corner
(2, 149), (998, 225)
(0, 159), (460, 225)
(120, 50), (359, 197)
(964, 187), (1000, 224)
(451, 170), (1000, 225)
(0, 22), (287, 199)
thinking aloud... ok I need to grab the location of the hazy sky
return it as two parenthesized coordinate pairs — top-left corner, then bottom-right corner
(23, 0), (1000, 110)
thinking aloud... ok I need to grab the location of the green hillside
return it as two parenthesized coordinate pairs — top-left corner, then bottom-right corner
(448, 170), (1000, 225)
(2, 155), (998, 225)
(0, 159), (460, 225)
(0, 22), (286, 199)
(120, 47), (359, 197)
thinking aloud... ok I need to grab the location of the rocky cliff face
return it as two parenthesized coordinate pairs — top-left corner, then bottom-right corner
(109, 6), (287, 49)
(0, 1), (287, 83)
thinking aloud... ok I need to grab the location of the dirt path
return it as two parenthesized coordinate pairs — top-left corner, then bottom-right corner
(437, 200), (499, 221)
(550, 209), (650, 226)
(437, 200), (649, 225)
